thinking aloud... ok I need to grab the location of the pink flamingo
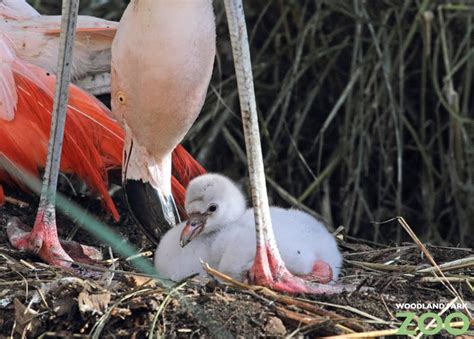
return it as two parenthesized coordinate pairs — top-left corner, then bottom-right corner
(1, 1), (205, 267)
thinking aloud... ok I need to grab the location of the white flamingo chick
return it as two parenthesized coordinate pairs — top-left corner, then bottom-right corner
(156, 174), (342, 283)
(154, 221), (211, 281)
(154, 173), (246, 281)
(214, 207), (342, 283)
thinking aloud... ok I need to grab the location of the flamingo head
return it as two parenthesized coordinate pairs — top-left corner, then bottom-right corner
(180, 174), (246, 247)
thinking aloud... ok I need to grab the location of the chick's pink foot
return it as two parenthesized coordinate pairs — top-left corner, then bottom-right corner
(7, 215), (101, 267)
(250, 245), (348, 295)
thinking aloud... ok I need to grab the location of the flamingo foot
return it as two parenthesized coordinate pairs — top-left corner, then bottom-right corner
(7, 215), (101, 268)
(249, 245), (352, 295)
(297, 260), (333, 284)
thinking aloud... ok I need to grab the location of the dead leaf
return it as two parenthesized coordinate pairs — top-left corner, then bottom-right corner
(125, 274), (156, 288)
(14, 298), (41, 337)
(78, 291), (111, 316)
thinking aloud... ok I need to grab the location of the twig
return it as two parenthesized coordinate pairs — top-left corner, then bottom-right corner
(125, 251), (154, 261)
(345, 260), (417, 273)
(4, 196), (29, 208)
(322, 329), (400, 338)
(417, 256), (474, 273)
(420, 276), (474, 283)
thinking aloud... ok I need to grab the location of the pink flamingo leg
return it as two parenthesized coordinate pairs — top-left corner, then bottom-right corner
(249, 243), (348, 295)
(296, 260), (333, 284)
(7, 212), (100, 267)
(224, 0), (353, 295)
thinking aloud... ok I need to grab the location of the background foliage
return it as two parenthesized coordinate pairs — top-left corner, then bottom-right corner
(28, 0), (474, 247)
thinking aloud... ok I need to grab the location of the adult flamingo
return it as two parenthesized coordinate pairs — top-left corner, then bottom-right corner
(1, 2), (204, 266)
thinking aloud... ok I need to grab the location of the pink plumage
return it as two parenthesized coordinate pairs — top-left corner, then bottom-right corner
(0, 33), (206, 220)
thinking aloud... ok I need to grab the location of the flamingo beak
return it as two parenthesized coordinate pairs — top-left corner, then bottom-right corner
(124, 179), (180, 245)
(180, 214), (207, 247)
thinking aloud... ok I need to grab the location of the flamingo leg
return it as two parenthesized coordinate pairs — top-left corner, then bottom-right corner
(297, 260), (334, 284)
(249, 229), (345, 294)
(7, 216), (101, 266)
(6, 0), (97, 268)
(224, 0), (351, 294)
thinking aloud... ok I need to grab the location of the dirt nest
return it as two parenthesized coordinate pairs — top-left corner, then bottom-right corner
(0, 189), (473, 338)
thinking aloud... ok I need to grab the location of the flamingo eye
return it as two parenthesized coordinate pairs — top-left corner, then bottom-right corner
(208, 204), (218, 213)
(116, 92), (127, 104)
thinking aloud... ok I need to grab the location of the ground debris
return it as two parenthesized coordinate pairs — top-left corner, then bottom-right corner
(264, 316), (286, 336)
(0, 194), (472, 337)
(125, 274), (157, 288)
(14, 298), (41, 337)
(78, 291), (111, 316)
(51, 297), (75, 317)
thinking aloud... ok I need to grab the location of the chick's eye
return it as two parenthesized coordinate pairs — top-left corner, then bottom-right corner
(208, 204), (218, 213)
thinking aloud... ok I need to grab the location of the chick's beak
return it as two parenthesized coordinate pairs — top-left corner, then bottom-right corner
(180, 214), (207, 247)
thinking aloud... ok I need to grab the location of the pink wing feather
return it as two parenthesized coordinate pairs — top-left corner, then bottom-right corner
(0, 33), (17, 121)
(0, 0), (39, 20)
(0, 39), (123, 220)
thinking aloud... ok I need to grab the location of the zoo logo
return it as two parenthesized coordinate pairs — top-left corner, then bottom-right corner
(396, 311), (470, 335)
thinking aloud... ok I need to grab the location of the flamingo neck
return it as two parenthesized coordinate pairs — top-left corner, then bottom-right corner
(123, 125), (172, 196)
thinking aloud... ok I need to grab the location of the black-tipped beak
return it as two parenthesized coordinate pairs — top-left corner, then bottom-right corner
(124, 179), (180, 245)
(179, 215), (206, 247)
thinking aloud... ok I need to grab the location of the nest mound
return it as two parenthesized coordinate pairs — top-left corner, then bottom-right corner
(1, 193), (472, 337)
